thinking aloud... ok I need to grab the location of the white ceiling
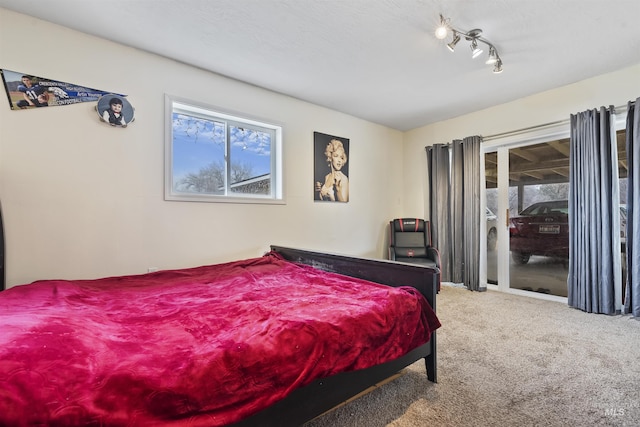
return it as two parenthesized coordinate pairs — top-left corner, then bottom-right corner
(2, 0), (639, 131)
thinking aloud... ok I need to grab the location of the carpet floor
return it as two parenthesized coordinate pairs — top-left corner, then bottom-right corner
(304, 284), (640, 427)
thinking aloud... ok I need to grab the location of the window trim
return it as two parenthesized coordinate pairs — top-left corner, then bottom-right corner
(164, 94), (285, 204)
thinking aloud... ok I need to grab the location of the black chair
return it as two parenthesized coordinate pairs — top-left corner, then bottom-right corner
(388, 218), (441, 272)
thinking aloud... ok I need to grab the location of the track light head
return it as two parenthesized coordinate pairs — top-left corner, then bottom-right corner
(447, 32), (460, 52)
(493, 59), (503, 74)
(486, 46), (498, 65)
(435, 15), (449, 39)
(470, 40), (483, 58)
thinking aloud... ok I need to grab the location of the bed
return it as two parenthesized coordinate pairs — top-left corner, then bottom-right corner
(0, 245), (440, 426)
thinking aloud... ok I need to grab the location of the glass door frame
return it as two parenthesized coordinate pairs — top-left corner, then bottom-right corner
(481, 122), (570, 302)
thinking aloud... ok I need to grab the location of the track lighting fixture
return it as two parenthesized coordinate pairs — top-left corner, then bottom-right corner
(435, 14), (503, 73)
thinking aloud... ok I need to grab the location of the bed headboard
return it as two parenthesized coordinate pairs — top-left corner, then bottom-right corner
(270, 245), (438, 311)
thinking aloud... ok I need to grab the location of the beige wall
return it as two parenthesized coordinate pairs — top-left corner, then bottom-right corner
(2, 8), (639, 288)
(402, 63), (640, 216)
(0, 9), (405, 287)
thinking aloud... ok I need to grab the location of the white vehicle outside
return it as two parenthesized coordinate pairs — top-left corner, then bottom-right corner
(486, 207), (498, 250)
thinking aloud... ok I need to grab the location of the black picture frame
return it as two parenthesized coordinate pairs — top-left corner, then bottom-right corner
(313, 132), (350, 202)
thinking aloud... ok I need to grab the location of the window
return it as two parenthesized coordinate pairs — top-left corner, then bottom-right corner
(165, 95), (283, 203)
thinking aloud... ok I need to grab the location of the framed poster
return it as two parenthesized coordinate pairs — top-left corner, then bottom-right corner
(314, 132), (349, 202)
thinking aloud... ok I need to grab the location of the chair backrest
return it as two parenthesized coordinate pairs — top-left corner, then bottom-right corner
(389, 218), (432, 258)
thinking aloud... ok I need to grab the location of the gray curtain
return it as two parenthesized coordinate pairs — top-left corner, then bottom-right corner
(427, 144), (452, 281)
(426, 136), (482, 290)
(568, 106), (621, 314)
(624, 97), (639, 317)
(450, 142), (464, 283)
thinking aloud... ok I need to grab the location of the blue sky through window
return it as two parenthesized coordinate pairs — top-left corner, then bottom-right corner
(172, 113), (271, 182)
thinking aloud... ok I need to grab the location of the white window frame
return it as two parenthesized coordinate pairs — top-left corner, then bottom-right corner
(164, 95), (284, 204)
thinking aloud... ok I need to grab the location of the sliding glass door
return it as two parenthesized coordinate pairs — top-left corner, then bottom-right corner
(484, 138), (571, 298)
(485, 152), (498, 286)
(507, 140), (570, 297)
(483, 129), (628, 299)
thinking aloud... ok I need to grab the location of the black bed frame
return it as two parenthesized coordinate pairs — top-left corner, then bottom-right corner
(231, 245), (439, 427)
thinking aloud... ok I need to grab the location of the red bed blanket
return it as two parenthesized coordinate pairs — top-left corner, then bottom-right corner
(0, 252), (440, 426)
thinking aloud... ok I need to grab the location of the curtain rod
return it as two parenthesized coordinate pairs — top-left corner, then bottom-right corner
(481, 103), (629, 142)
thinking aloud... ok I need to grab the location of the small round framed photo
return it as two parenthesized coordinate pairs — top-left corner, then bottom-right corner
(96, 94), (135, 127)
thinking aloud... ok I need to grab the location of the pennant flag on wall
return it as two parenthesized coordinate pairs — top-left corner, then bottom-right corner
(1, 69), (126, 110)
